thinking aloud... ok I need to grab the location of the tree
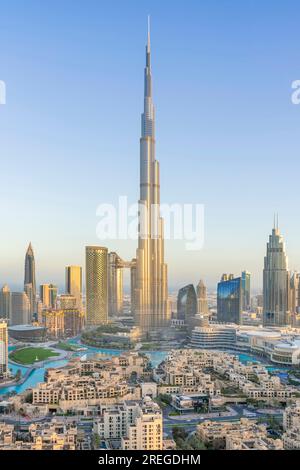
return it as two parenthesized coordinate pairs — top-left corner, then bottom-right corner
(172, 426), (188, 444)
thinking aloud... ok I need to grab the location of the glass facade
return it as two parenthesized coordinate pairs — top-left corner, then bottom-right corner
(217, 276), (242, 324)
(177, 284), (197, 320)
(241, 271), (251, 310)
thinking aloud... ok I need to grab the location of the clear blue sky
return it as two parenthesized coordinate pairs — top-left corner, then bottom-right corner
(1, 0), (300, 292)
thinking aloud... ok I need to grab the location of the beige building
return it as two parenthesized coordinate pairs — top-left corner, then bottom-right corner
(40, 284), (51, 308)
(283, 401), (300, 449)
(0, 420), (78, 450)
(31, 353), (148, 411)
(197, 418), (277, 450)
(121, 397), (163, 450)
(196, 279), (209, 315)
(85, 246), (108, 326)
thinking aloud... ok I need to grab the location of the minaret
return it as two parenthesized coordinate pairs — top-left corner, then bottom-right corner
(263, 219), (290, 326)
(24, 242), (36, 316)
(135, 18), (168, 336)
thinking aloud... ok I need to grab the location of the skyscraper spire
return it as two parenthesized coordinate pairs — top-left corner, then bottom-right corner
(147, 15), (151, 52)
(135, 18), (168, 336)
(24, 242), (36, 317)
(263, 223), (289, 326)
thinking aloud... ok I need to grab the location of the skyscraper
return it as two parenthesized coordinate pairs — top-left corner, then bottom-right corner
(40, 284), (51, 308)
(263, 222), (290, 326)
(196, 280), (209, 315)
(0, 320), (8, 379)
(135, 19), (168, 335)
(241, 271), (251, 311)
(49, 284), (58, 308)
(11, 292), (31, 325)
(24, 242), (36, 315)
(0, 285), (11, 321)
(217, 274), (242, 324)
(108, 252), (123, 317)
(65, 266), (82, 310)
(177, 284), (197, 321)
(85, 246), (108, 326)
(39, 284), (57, 309)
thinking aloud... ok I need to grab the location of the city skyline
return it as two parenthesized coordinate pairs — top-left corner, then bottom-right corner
(1, 2), (300, 291)
(2, 2), (300, 457)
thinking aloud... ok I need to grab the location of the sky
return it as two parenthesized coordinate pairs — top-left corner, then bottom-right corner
(0, 0), (300, 292)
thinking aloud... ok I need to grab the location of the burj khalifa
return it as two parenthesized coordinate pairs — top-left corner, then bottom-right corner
(135, 19), (168, 336)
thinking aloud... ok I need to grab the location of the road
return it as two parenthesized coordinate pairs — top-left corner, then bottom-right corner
(162, 403), (283, 436)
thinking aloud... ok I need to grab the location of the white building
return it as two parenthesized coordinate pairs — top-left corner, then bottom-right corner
(93, 397), (163, 450)
(121, 397), (162, 450)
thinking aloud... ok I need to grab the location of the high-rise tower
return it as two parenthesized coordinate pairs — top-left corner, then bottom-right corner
(135, 19), (168, 336)
(108, 252), (123, 317)
(65, 265), (82, 310)
(196, 280), (209, 315)
(24, 242), (36, 316)
(263, 220), (290, 326)
(85, 246), (108, 326)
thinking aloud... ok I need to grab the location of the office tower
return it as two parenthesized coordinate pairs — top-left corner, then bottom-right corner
(263, 222), (290, 326)
(177, 284), (197, 321)
(49, 284), (58, 308)
(0, 285), (11, 321)
(217, 274), (242, 324)
(135, 20), (168, 335)
(85, 246), (108, 326)
(0, 320), (8, 378)
(241, 271), (251, 311)
(59, 294), (77, 309)
(196, 280), (209, 315)
(40, 284), (50, 308)
(24, 242), (36, 314)
(130, 259), (136, 316)
(11, 292), (31, 325)
(65, 266), (82, 310)
(108, 252), (123, 317)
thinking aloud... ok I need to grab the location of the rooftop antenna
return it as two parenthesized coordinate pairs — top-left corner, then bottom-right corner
(147, 14), (151, 52)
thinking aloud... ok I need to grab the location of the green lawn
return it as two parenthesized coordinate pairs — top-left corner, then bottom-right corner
(9, 347), (59, 365)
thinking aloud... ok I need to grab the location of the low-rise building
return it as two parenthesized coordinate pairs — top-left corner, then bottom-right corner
(197, 418), (279, 450)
